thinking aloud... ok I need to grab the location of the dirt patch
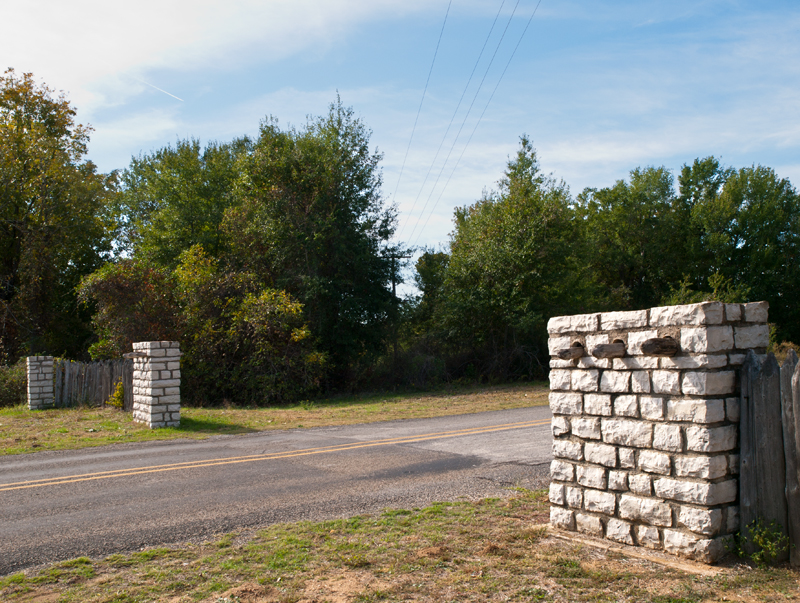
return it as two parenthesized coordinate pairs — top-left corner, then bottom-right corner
(199, 582), (279, 602)
(298, 570), (392, 603)
(417, 545), (448, 559)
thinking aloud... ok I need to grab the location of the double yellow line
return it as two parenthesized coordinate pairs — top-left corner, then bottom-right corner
(0, 419), (550, 493)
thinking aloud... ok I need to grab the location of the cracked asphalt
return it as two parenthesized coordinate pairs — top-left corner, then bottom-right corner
(0, 405), (553, 576)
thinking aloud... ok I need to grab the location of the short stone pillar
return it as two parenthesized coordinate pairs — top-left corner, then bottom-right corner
(129, 341), (181, 428)
(547, 301), (769, 563)
(26, 356), (55, 410)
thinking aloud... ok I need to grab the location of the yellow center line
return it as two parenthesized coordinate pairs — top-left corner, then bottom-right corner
(0, 419), (551, 493)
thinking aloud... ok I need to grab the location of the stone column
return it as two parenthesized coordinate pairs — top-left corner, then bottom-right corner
(26, 356), (55, 410)
(129, 341), (181, 428)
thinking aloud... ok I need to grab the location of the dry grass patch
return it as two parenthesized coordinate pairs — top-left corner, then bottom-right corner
(1, 490), (798, 602)
(0, 382), (548, 455)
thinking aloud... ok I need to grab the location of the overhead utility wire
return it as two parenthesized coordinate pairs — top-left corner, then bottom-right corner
(410, 0), (544, 248)
(396, 0), (507, 242)
(404, 0), (523, 246)
(390, 0), (452, 207)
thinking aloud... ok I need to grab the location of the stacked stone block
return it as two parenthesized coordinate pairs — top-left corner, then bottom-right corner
(548, 301), (769, 563)
(131, 341), (181, 428)
(26, 356), (54, 410)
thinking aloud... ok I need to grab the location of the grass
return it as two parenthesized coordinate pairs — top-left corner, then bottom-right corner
(2, 489), (797, 602)
(0, 381), (548, 455)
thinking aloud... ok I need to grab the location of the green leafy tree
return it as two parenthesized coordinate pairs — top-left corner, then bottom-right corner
(0, 69), (113, 361)
(225, 99), (399, 385)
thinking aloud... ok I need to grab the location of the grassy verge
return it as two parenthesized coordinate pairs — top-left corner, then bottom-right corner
(2, 489), (797, 602)
(0, 382), (548, 456)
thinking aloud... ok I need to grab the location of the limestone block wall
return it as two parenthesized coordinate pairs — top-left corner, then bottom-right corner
(131, 341), (181, 428)
(26, 356), (54, 410)
(547, 301), (769, 563)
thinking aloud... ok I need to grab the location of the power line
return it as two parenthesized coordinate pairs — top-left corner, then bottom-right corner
(404, 0), (524, 246)
(410, 0), (544, 248)
(390, 0), (452, 208)
(396, 0), (507, 242)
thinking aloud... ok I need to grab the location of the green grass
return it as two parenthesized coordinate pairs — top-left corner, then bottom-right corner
(0, 381), (548, 455)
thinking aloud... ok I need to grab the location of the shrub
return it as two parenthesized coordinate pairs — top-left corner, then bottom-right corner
(0, 358), (27, 407)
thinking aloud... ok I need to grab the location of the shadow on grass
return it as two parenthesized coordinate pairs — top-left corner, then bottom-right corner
(176, 416), (259, 435)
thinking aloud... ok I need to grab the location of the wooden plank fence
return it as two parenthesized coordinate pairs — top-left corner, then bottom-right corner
(53, 359), (133, 411)
(741, 349), (800, 566)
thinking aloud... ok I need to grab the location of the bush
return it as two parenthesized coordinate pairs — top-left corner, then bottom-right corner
(0, 358), (27, 407)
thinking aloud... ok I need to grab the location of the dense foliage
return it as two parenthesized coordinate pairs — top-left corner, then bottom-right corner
(3, 71), (799, 404)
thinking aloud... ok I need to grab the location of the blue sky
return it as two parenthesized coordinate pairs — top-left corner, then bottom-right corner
(3, 0), (799, 253)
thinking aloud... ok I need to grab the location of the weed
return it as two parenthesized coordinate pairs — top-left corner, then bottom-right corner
(732, 518), (791, 568)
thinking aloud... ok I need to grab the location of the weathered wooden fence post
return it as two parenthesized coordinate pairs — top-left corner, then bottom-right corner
(740, 350), (788, 559)
(782, 349), (800, 566)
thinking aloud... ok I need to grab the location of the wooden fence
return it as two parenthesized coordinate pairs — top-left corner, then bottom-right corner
(53, 359), (133, 411)
(740, 349), (800, 566)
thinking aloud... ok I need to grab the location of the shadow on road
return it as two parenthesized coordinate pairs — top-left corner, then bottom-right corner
(177, 416), (260, 435)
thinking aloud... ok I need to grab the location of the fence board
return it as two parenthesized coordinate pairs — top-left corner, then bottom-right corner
(51, 358), (131, 409)
(740, 350), (788, 558)
(781, 350), (800, 566)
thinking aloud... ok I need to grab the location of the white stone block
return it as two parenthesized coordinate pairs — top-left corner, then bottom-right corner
(726, 398), (740, 422)
(566, 486), (583, 509)
(167, 361), (181, 370)
(149, 378), (181, 388)
(549, 392), (583, 415)
(585, 489), (616, 515)
(585, 442), (617, 467)
(586, 333), (609, 348)
(165, 387), (180, 396)
(663, 530), (725, 563)
(602, 419), (653, 448)
(165, 348), (181, 357)
(601, 310), (648, 330)
(728, 353), (746, 365)
(167, 404), (180, 412)
(584, 394), (612, 416)
(619, 494), (672, 527)
(686, 425), (737, 452)
(553, 439), (583, 461)
(650, 302), (723, 327)
(743, 301), (768, 323)
(734, 325), (770, 349)
(577, 465), (607, 489)
(551, 460), (575, 482)
(673, 455), (728, 479)
(548, 335), (572, 356)
(614, 395), (638, 417)
(549, 483), (566, 505)
(682, 372), (735, 396)
(572, 417), (602, 440)
(667, 398), (725, 423)
(627, 330), (659, 355)
(550, 507), (575, 530)
(681, 326), (734, 353)
(639, 396), (664, 420)
(550, 369), (571, 390)
(613, 357), (659, 370)
(660, 354), (728, 369)
(628, 474), (652, 496)
(652, 371), (681, 395)
(727, 506), (740, 532)
(725, 303), (742, 322)
(653, 424), (683, 452)
(679, 507), (722, 536)
(639, 450), (671, 475)
(172, 370), (181, 379)
(631, 371), (650, 393)
(149, 349), (167, 358)
(606, 518), (634, 545)
(576, 513), (604, 537)
(654, 478), (737, 505)
(572, 370), (599, 392)
(636, 525), (661, 548)
(552, 416), (570, 437)
(159, 395), (180, 404)
(608, 471), (628, 491)
(548, 313), (600, 334)
(577, 357), (611, 369)
(550, 358), (574, 368)
(619, 448), (636, 469)
(600, 370), (631, 393)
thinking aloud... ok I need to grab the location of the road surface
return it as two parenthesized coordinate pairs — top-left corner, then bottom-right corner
(0, 406), (553, 575)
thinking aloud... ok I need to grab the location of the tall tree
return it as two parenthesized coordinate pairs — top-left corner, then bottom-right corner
(0, 69), (113, 361)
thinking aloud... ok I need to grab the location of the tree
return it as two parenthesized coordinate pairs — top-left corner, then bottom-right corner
(114, 137), (250, 266)
(0, 69), (113, 361)
(225, 99), (399, 384)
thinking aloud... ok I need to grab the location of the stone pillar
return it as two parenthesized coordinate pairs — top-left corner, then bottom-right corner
(547, 301), (769, 563)
(26, 356), (55, 410)
(130, 341), (181, 428)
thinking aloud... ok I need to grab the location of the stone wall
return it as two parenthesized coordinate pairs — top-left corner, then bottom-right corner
(547, 301), (769, 562)
(26, 356), (54, 410)
(131, 341), (181, 428)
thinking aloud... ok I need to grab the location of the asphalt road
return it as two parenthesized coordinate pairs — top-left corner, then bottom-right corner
(0, 405), (553, 576)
